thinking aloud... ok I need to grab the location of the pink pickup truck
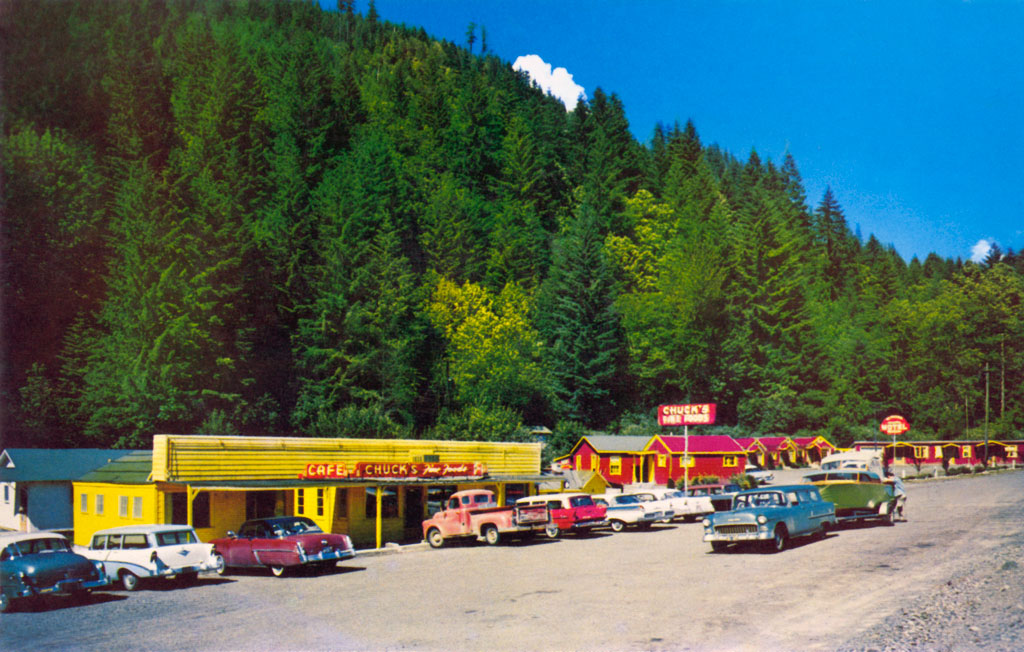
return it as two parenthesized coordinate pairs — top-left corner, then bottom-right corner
(423, 490), (550, 548)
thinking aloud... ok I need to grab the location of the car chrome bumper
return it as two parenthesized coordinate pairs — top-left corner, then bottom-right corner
(703, 530), (770, 543)
(571, 519), (607, 529)
(17, 575), (109, 598)
(300, 547), (356, 563)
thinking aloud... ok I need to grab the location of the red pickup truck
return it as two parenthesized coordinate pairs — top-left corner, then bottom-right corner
(422, 490), (550, 548)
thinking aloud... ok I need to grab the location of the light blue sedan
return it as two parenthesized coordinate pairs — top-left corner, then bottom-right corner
(702, 485), (836, 553)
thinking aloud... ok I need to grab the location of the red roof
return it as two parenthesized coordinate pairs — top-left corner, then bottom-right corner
(791, 436), (834, 448)
(756, 437), (793, 452)
(655, 435), (746, 454)
(733, 437), (763, 451)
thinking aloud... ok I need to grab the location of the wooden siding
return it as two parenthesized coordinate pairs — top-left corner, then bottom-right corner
(152, 435), (541, 482)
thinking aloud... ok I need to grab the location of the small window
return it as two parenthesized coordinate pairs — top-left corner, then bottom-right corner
(1009, 448), (1019, 459)
(90, 535), (107, 550)
(107, 534), (122, 549)
(914, 446), (927, 458)
(96, 494), (105, 515)
(609, 457), (622, 475)
(658, 454), (667, 467)
(123, 534), (148, 549)
(316, 488), (325, 517)
(157, 530), (197, 546)
(80, 493), (88, 513)
(723, 456), (737, 467)
(118, 496), (129, 518)
(4, 486), (8, 503)
(297, 489), (305, 514)
(590, 454), (599, 471)
(133, 496), (143, 519)
(962, 445), (973, 458)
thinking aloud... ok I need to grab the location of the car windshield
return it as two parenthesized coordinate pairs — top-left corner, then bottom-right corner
(734, 492), (785, 509)
(614, 494), (640, 505)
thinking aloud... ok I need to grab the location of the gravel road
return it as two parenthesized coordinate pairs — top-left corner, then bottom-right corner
(2, 470), (1022, 651)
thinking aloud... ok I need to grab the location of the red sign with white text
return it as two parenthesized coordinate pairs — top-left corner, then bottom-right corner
(880, 415), (910, 436)
(298, 462), (487, 480)
(658, 403), (717, 426)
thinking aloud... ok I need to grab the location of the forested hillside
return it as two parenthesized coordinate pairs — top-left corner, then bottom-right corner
(3, 0), (1023, 456)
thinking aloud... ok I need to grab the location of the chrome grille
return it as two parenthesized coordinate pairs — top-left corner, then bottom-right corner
(714, 524), (757, 535)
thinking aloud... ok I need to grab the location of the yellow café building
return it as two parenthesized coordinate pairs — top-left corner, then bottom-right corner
(72, 434), (549, 549)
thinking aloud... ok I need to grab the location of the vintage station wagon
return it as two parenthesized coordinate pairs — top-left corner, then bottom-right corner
(702, 485), (836, 553)
(81, 524), (217, 591)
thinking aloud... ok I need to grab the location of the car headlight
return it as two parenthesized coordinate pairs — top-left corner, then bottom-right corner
(702, 518), (711, 527)
(757, 515), (768, 525)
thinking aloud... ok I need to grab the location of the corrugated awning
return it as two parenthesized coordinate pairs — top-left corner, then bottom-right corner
(167, 474), (557, 491)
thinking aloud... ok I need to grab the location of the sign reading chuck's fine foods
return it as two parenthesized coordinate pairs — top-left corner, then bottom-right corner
(658, 403), (717, 426)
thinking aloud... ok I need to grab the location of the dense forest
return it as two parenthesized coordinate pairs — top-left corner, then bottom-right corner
(3, 0), (1023, 459)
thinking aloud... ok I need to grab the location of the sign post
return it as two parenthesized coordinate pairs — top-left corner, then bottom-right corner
(658, 404), (717, 493)
(880, 415), (910, 469)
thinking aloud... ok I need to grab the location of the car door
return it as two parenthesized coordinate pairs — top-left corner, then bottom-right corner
(224, 522), (260, 567)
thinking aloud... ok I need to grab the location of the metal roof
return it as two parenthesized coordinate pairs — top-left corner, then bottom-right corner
(579, 436), (652, 453)
(76, 450), (154, 484)
(0, 448), (137, 483)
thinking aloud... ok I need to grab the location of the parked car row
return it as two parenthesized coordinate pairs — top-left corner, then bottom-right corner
(0, 516), (356, 612)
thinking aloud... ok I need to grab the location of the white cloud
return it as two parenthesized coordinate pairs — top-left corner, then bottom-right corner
(512, 54), (586, 111)
(971, 239), (993, 263)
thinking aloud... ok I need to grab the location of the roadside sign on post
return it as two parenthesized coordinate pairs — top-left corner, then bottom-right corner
(658, 404), (717, 494)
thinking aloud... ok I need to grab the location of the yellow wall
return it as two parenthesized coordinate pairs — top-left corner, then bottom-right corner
(72, 482), (161, 546)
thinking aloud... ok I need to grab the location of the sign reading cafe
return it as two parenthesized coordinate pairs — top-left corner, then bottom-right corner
(658, 403), (717, 427)
(298, 462), (488, 480)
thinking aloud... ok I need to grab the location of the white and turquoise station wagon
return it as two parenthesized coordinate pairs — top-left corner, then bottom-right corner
(702, 485), (836, 553)
(78, 524), (219, 590)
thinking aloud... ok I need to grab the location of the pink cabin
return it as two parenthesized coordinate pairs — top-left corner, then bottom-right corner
(561, 436), (651, 486)
(854, 440), (1023, 469)
(644, 435), (748, 484)
(791, 436), (837, 466)
(751, 437), (796, 469)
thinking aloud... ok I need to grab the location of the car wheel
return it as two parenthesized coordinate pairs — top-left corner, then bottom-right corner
(711, 541), (729, 553)
(482, 525), (501, 546)
(544, 524), (560, 539)
(120, 570), (140, 591)
(212, 553), (227, 576)
(609, 519), (625, 533)
(766, 525), (788, 553)
(270, 565), (286, 577)
(426, 528), (445, 549)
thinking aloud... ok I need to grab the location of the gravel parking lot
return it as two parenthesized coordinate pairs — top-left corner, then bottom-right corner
(2, 470), (1022, 651)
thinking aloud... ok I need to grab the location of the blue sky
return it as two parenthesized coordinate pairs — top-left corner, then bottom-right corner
(349, 1), (1024, 263)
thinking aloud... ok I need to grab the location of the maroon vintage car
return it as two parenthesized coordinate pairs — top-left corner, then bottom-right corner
(209, 516), (355, 577)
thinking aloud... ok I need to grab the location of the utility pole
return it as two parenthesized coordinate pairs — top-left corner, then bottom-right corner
(984, 363), (990, 467)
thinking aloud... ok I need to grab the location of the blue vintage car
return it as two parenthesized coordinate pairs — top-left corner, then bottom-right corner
(1, 532), (109, 612)
(702, 484), (836, 553)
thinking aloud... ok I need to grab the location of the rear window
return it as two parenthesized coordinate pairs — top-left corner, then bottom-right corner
(17, 537), (70, 554)
(157, 530), (198, 546)
(473, 494), (491, 504)
(569, 496), (594, 507)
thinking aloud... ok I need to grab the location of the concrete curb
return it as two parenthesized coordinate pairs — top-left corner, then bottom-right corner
(355, 541), (430, 557)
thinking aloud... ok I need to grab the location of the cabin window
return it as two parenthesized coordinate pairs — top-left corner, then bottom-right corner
(934, 446), (942, 458)
(609, 457), (622, 474)
(1008, 448), (1019, 459)
(590, 454), (599, 471)
(119, 496), (129, 518)
(724, 456), (738, 467)
(3, 486), (8, 504)
(96, 494), (105, 515)
(80, 493), (88, 513)
(962, 445), (972, 458)
(133, 496), (143, 519)
(658, 455), (667, 467)
(316, 488), (325, 517)
(913, 446), (926, 458)
(680, 456), (695, 468)
(297, 489), (305, 514)
(575, 454), (583, 469)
